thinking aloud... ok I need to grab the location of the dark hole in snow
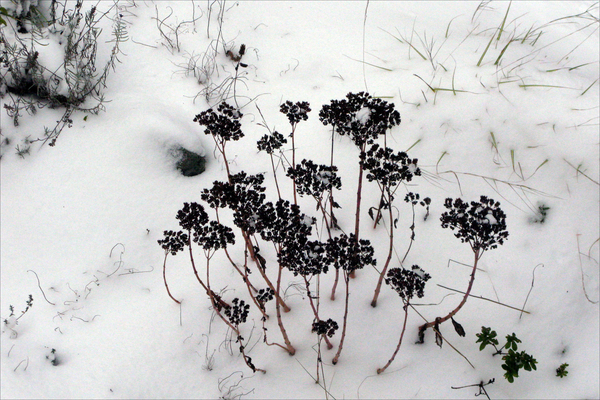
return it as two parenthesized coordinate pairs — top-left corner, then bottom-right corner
(173, 147), (206, 177)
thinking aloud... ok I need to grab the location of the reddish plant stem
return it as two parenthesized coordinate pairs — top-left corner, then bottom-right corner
(419, 249), (483, 333)
(330, 271), (340, 301)
(400, 202), (417, 265)
(371, 190), (394, 307)
(262, 317), (293, 352)
(162, 253), (181, 304)
(354, 144), (366, 241)
(187, 238), (230, 310)
(377, 301), (410, 374)
(302, 276), (333, 349)
(348, 144), (367, 280)
(242, 231), (291, 312)
(328, 128), (337, 231)
(270, 153), (282, 200)
(291, 125), (298, 206)
(212, 135), (231, 182)
(275, 244), (296, 355)
(332, 271), (351, 365)
(213, 210), (267, 318)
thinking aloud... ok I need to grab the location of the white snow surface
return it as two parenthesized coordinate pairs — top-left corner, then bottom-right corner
(1, 1), (599, 399)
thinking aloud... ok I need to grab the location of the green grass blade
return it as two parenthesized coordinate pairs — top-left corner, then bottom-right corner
(478, 28), (498, 67)
(445, 15), (461, 39)
(494, 39), (514, 65)
(452, 66), (457, 95)
(436, 151), (448, 174)
(406, 38), (427, 61)
(511, 149), (516, 172)
(414, 74), (435, 92)
(490, 132), (498, 150)
(521, 25), (534, 44)
(519, 84), (578, 90)
(580, 78), (598, 96)
(405, 139), (421, 152)
(497, 1), (512, 41)
(531, 159), (549, 176)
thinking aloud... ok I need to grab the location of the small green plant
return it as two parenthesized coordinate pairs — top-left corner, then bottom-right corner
(2, 294), (33, 339)
(556, 363), (569, 378)
(476, 326), (538, 383)
(45, 348), (59, 366)
(530, 203), (550, 224)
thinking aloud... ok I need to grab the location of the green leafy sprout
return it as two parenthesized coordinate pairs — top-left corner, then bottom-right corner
(476, 326), (538, 383)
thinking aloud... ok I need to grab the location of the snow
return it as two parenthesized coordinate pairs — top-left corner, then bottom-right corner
(485, 212), (498, 225)
(356, 107), (371, 125)
(1, 1), (599, 399)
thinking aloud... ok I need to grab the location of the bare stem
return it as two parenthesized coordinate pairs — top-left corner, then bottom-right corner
(328, 128), (337, 231)
(418, 249), (482, 336)
(291, 125), (298, 205)
(371, 192), (393, 307)
(377, 301), (409, 374)
(162, 253), (181, 304)
(242, 230), (291, 312)
(303, 276), (334, 349)
(354, 145), (366, 240)
(332, 272), (351, 365)
(330, 270), (340, 301)
(275, 251), (296, 355)
(270, 153), (282, 200)
(187, 237), (230, 310)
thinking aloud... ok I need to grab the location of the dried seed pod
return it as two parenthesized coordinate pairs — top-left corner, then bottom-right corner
(451, 317), (466, 337)
(435, 317), (443, 348)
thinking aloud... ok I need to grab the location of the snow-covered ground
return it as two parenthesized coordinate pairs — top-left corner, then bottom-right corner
(1, 1), (598, 399)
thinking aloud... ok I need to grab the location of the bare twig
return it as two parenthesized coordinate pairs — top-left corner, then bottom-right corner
(520, 264), (543, 319)
(27, 270), (55, 305)
(576, 234), (600, 304)
(107, 243), (125, 277)
(13, 357), (29, 372)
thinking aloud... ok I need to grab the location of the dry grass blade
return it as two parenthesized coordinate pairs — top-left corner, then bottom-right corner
(343, 54), (393, 71)
(576, 235), (600, 304)
(564, 159), (599, 185)
(438, 284), (530, 314)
